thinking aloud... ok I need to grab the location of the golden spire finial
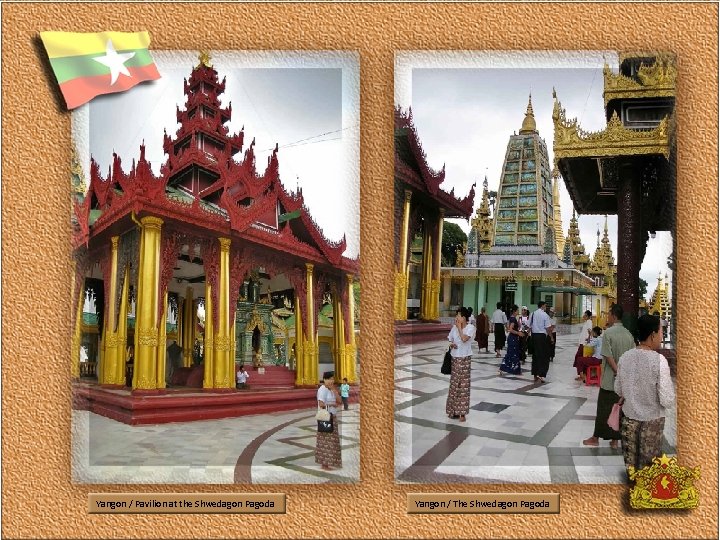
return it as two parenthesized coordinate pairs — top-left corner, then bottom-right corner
(519, 94), (537, 134)
(198, 50), (212, 68)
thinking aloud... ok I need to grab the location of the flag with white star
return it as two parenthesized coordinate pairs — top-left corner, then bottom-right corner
(40, 31), (160, 109)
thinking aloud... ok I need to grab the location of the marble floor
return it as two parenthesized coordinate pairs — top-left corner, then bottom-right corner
(73, 405), (359, 484)
(395, 332), (676, 484)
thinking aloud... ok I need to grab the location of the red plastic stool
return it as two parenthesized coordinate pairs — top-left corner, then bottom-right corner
(585, 365), (602, 386)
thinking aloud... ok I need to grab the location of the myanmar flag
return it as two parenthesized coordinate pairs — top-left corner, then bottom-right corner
(40, 31), (160, 109)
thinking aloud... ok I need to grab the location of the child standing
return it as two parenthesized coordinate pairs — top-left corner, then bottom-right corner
(340, 378), (350, 410)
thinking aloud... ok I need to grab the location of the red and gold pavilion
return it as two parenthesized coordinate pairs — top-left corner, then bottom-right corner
(71, 53), (358, 424)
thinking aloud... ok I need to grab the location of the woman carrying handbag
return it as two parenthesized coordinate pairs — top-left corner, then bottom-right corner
(315, 371), (342, 471)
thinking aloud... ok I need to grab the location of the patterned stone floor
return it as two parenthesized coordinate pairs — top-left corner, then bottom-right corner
(395, 332), (676, 484)
(73, 405), (359, 484)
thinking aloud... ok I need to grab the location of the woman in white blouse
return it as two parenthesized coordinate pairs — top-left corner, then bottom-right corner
(316, 371), (342, 470)
(614, 314), (675, 479)
(445, 307), (476, 422)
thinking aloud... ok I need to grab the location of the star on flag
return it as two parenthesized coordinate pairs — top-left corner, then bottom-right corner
(40, 31), (161, 109)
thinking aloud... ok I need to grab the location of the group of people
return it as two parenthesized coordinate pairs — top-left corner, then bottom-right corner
(443, 301), (675, 481)
(444, 301), (557, 422)
(580, 304), (675, 479)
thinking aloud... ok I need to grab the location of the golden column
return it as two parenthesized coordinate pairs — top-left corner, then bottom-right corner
(304, 263), (318, 385)
(182, 286), (195, 367)
(419, 223), (433, 320)
(115, 265), (130, 385)
(203, 283), (214, 388)
(71, 271), (84, 379)
(99, 236), (120, 385)
(431, 210), (445, 320)
(344, 273), (358, 383)
(212, 237), (233, 389)
(132, 216), (163, 390)
(332, 285), (346, 379)
(395, 190), (412, 320)
(293, 296), (305, 386)
(156, 291), (168, 388)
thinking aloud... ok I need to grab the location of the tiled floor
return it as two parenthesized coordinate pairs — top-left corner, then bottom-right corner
(395, 332), (676, 484)
(73, 406), (359, 484)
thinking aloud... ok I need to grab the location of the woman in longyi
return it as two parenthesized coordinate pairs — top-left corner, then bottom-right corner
(315, 371), (342, 470)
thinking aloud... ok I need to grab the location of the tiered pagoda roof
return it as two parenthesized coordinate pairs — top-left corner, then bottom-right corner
(551, 169), (564, 257)
(72, 54), (357, 274)
(649, 273), (671, 318)
(491, 96), (554, 252)
(394, 107), (475, 218)
(467, 176), (494, 256)
(587, 216), (617, 294)
(563, 211), (590, 274)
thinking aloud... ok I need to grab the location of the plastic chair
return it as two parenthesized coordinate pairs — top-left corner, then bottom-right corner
(585, 364), (601, 386)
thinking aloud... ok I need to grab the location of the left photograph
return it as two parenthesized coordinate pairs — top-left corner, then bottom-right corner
(70, 50), (360, 484)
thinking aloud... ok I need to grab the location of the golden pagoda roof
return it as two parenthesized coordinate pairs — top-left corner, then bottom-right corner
(519, 94), (537, 135)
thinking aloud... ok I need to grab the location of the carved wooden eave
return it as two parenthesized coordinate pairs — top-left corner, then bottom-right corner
(603, 59), (676, 106)
(394, 107), (475, 219)
(553, 100), (673, 161)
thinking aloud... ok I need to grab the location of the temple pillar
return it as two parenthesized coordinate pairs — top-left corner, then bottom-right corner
(133, 216), (163, 391)
(420, 219), (433, 320)
(617, 166), (641, 318)
(203, 284), (214, 388)
(332, 287), (346, 379)
(156, 291), (168, 388)
(212, 238), (233, 389)
(294, 296), (305, 386)
(344, 273), (358, 384)
(71, 277), (84, 379)
(304, 263), (318, 385)
(395, 190), (412, 320)
(476, 274), (486, 312)
(182, 287), (194, 367)
(115, 265), (130, 385)
(430, 210), (444, 319)
(99, 236), (120, 386)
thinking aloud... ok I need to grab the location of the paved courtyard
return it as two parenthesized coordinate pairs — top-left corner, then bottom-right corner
(395, 331), (676, 484)
(73, 405), (359, 484)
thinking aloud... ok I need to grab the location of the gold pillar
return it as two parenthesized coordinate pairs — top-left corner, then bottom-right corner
(133, 216), (163, 390)
(100, 236), (120, 385)
(430, 211), (444, 320)
(156, 291), (168, 388)
(213, 238), (233, 388)
(332, 288), (346, 379)
(203, 283), (214, 388)
(395, 190), (412, 320)
(182, 287), (194, 367)
(344, 273), (357, 383)
(294, 296), (305, 386)
(71, 280), (84, 379)
(304, 263), (317, 385)
(115, 265), (130, 385)
(420, 225), (433, 320)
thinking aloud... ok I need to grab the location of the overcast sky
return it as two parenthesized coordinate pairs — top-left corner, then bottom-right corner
(74, 50), (360, 258)
(396, 51), (673, 301)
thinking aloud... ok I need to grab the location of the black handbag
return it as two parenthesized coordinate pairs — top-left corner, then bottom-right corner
(317, 414), (334, 433)
(441, 347), (452, 375)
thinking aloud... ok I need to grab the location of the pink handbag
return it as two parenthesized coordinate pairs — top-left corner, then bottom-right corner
(607, 402), (622, 431)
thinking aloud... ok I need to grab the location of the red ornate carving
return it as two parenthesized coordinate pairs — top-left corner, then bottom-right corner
(158, 231), (184, 322)
(395, 107), (474, 218)
(201, 238), (220, 328)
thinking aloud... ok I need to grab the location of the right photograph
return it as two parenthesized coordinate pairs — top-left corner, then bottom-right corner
(394, 51), (677, 484)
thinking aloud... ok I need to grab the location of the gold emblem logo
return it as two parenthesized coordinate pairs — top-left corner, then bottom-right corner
(629, 454), (700, 509)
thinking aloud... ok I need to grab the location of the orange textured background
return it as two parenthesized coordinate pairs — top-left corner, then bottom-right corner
(2, 3), (717, 539)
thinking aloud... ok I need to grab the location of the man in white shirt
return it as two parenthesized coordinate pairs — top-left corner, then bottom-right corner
(491, 302), (508, 358)
(236, 365), (250, 389)
(529, 301), (554, 383)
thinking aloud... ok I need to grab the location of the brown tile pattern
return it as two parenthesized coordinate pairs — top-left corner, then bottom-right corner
(2, 2), (718, 538)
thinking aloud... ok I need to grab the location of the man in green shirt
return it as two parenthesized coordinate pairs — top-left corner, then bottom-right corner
(583, 303), (636, 448)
